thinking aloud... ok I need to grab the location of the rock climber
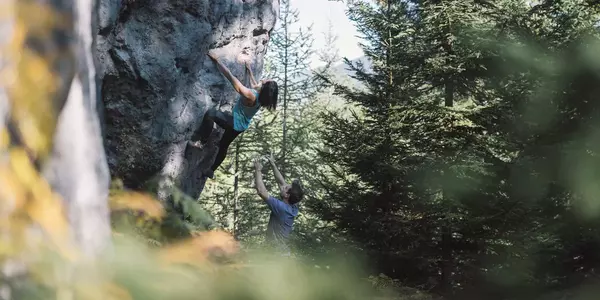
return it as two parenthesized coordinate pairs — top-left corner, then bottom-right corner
(253, 153), (304, 256)
(188, 50), (279, 179)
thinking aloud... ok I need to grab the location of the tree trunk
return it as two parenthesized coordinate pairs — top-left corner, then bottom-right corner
(232, 137), (241, 239)
(0, 0), (111, 263)
(1, 0), (111, 298)
(281, 1), (289, 175)
(43, 0), (112, 260)
(439, 76), (455, 295)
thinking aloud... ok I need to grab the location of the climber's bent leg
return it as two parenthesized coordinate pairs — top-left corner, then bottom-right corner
(190, 109), (214, 144)
(190, 108), (234, 145)
(205, 127), (241, 178)
(212, 110), (234, 130)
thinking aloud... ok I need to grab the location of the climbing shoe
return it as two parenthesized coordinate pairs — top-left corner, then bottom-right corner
(187, 140), (203, 149)
(204, 169), (215, 179)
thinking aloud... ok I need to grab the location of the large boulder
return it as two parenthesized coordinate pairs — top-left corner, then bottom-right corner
(96, 0), (279, 199)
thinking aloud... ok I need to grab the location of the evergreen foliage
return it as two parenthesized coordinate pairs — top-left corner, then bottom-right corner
(316, 0), (600, 298)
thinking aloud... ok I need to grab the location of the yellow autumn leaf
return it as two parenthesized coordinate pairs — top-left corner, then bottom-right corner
(109, 192), (165, 219)
(8, 149), (39, 187)
(3, 2), (74, 161)
(4, 149), (80, 262)
(0, 216), (30, 257)
(9, 151), (69, 239)
(159, 230), (239, 267)
(0, 167), (27, 212)
(0, 129), (9, 149)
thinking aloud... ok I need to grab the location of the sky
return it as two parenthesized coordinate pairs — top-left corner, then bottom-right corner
(291, 0), (364, 68)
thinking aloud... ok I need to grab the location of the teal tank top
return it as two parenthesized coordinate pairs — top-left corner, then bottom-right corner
(232, 89), (261, 132)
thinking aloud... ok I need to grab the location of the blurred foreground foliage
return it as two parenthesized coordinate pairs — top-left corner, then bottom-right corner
(0, 137), (390, 300)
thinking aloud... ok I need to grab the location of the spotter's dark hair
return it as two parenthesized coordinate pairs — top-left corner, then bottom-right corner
(288, 179), (304, 205)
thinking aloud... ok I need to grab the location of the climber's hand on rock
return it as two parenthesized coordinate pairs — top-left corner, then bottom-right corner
(207, 50), (218, 61)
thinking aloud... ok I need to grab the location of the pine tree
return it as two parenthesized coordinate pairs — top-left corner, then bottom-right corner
(264, 0), (316, 173)
(316, 17), (341, 72)
(319, 0), (526, 294)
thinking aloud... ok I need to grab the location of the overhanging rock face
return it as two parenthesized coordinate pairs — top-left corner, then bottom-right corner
(97, 0), (279, 199)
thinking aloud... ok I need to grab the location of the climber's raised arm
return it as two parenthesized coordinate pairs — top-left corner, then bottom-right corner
(254, 157), (269, 201)
(245, 62), (259, 88)
(207, 51), (257, 106)
(267, 153), (287, 189)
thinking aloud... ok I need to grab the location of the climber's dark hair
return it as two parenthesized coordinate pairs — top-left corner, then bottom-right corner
(288, 179), (304, 205)
(258, 80), (278, 111)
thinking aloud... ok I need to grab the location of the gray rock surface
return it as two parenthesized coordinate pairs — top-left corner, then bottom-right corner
(96, 0), (279, 199)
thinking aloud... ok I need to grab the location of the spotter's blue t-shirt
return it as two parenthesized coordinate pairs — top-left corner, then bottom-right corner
(265, 196), (298, 253)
